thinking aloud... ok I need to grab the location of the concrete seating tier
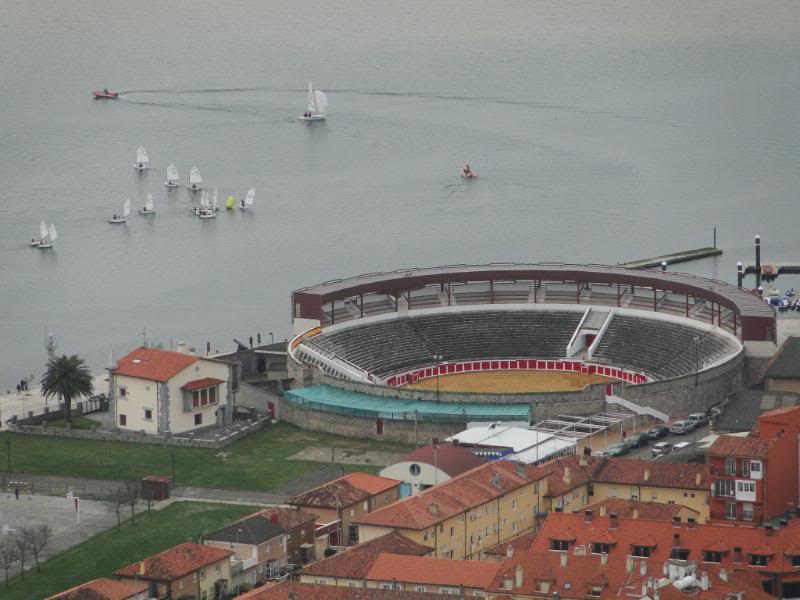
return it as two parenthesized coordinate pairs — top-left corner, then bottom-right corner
(311, 310), (584, 378)
(592, 315), (739, 381)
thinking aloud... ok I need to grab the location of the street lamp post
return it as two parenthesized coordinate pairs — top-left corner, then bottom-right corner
(171, 453), (176, 483)
(5, 440), (10, 472)
(268, 332), (274, 345)
(693, 335), (700, 388)
(433, 354), (444, 402)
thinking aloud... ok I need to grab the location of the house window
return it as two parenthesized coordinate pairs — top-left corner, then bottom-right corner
(742, 460), (750, 477)
(118, 386), (127, 397)
(725, 458), (736, 475)
(209, 386), (216, 404)
(414, 585), (426, 592)
(750, 461), (762, 474)
(144, 408), (152, 421)
(631, 546), (650, 558)
(750, 554), (769, 567)
(450, 527), (454, 536)
(714, 480), (734, 497)
(194, 413), (202, 426)
(512, 499), (517, 510)
(550, 540), (570, 551)
(200, 388), (208, 406)
(193, 391), (200, 408)
(589, 586), (603, 596)
(725, 501), (737, 520)
(704, 551), (722, 563)
(410, 463), (421, 476)
(348, 525), (359, 545)
(671, 548), (690, 560)
(792, 556), (800, 567)
(119, 414), (127, 426)
(593, 543), (611, 554)
(199, 569), (206, 580)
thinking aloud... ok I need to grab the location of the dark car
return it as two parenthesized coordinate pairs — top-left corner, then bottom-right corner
(628, 432), (650, 448)
(605, 441), (632, 456)
(647, 425), (669, 440)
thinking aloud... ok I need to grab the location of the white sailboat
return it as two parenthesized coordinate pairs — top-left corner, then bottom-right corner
(194, 191), (216, 219)
(211, 187), (219, 212)
(109, 199), (131, 224)
(187, 166), (202, 191)
(31, 220), (48, 246)
(139, 192), (155, 215)
(134, 146), (150, 171)
(240, 187), (255, 211)
(164, 163), (180, 188)
(299, 81), (327, 121)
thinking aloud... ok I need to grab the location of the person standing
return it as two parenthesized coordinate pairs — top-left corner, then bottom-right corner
(14, 487), (20, 501)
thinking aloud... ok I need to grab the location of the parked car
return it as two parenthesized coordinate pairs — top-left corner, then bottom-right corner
(687, 413), (709, 428)
(652, 442), (673, 457)
(670, 420), (695, 435)
(647, 425), (669, 440)
(628, 432), (650, 448)
(672, 441), (691, 453)
(606, 441), (631, 456)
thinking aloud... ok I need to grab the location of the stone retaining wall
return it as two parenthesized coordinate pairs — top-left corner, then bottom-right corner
(6, 416), (270, 449)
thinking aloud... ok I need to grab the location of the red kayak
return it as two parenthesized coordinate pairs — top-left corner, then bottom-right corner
(93, 90), (118, 99)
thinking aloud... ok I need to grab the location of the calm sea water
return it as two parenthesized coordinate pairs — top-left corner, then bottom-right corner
(2, 1), (800, 389)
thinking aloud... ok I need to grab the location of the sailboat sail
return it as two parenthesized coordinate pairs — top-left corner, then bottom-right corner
(166, 163), (179, 182)
(48, 223), (57, 241)
(136, 146), (149, 165)
(244, 187), (255, 207)
(122, 199), (131, 217)
(313, 90), (328, 113)
(145, 193), (154, 211)
(39, 220), (49, 240)
(307, 81), (316, 113)
(189, 167), (202, 185)
(211, 188), (218, 210)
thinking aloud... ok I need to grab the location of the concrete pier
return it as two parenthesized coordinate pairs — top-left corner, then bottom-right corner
(620, 247), (722, 270)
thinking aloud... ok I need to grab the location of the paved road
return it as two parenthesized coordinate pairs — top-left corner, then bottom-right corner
(623, 424), (711, 461)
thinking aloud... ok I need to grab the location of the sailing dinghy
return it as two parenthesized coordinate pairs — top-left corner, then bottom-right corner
(134, 146), (150, 171)
(139, 193), (155, 215)
(240, 187), (255, 211)
(109, 199), (131, 224)
(187, 167), (202, 191)
(194, 191), (216, 219)
(31, 220), (48, 246)
(33, 221), (57, 248)
(165, 163), (180, 188)
(299, 82), (327, 121)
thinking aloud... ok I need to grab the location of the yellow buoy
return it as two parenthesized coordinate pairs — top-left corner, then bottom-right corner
(226, 196), (236, 210)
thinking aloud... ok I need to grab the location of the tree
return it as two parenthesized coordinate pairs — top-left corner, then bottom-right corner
(0, 538), (18, 586)
(14, 535), (27, 579)
(21, 525), (51, 572)
(124, 480), (140, 525)
(112, 487), (125, 530)
(40, 354), (94, 426)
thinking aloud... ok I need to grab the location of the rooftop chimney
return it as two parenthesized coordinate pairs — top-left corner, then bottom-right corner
(626, 556), (634, 573)
(609, 512), (618, 529)
(672, 516), (681, 528)
(584, 509), (593, 523)
(640, 560), (648, 576)
(599, 506), (607, 518)
(719, 568), (728, 582)
(176, 341), (188, 354)
(601, 552), (608, 565)
(701, 572), (709, 591)
(507, 545), (515, 558)
(139, 561), (146, 576)
(560, 552), (568, 568)
(515, 564), (524, 588)
(632, 508), (640, 520)
(563, 467), (572, 484)
(695, 472), (702, 487)
(429, 503), (439, 516)
(579, 455), (588, 467)
(644, 469), (651, 482)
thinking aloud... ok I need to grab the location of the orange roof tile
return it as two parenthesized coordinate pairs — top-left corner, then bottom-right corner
(300, 531), (431, 579)
(47, 578), (149, 600)
(114, 347), (199, 382)
(484, 530), (538, 556)
(708, 434), (779, 459)
(115, 542), (232, 582)
(399, 443), (484, 477)
(354, 461), (549, 530)
(366, 553), (501, 589)
(577, 498), (695, 521)
(181, 377), (225, 391)
(238, 581), (442, 600)
(289, 472), (401, 509)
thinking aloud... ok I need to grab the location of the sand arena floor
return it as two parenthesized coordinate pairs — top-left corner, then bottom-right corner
(401, 370), (612, 393)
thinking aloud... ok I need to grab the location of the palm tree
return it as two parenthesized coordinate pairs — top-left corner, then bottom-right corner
(40, 355), (94, 426)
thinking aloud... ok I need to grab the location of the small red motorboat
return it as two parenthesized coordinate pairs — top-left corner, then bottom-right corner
(93, 89), (118, 99)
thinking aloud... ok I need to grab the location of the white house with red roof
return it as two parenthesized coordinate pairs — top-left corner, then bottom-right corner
(110, 346), (234, 434)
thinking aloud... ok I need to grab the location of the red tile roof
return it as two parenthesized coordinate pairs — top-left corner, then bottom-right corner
(290, 472), (401, 509)
(543, 455), (709, 497)
(708, 434), (780, 459)
(115, 542), (232, 582)
(114, 347), (198, 382)
(47, 578), (149, 600)
(181, 377), (225, 391)
(353, 461), (549, 530)
(301, 531), (431, 579)
(238, 581), (441, 600)
(366, 553), (501, 589)
(533, 512), (800, 575)
(577, 498), (696, 521)
(484, 530), (538, 556)
(398, 443), (484, 477)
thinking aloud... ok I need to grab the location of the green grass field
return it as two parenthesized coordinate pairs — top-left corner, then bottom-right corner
(2, 501), (254, 600)
(0, 422), (412, 491)
(40, 416), (102, 430)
